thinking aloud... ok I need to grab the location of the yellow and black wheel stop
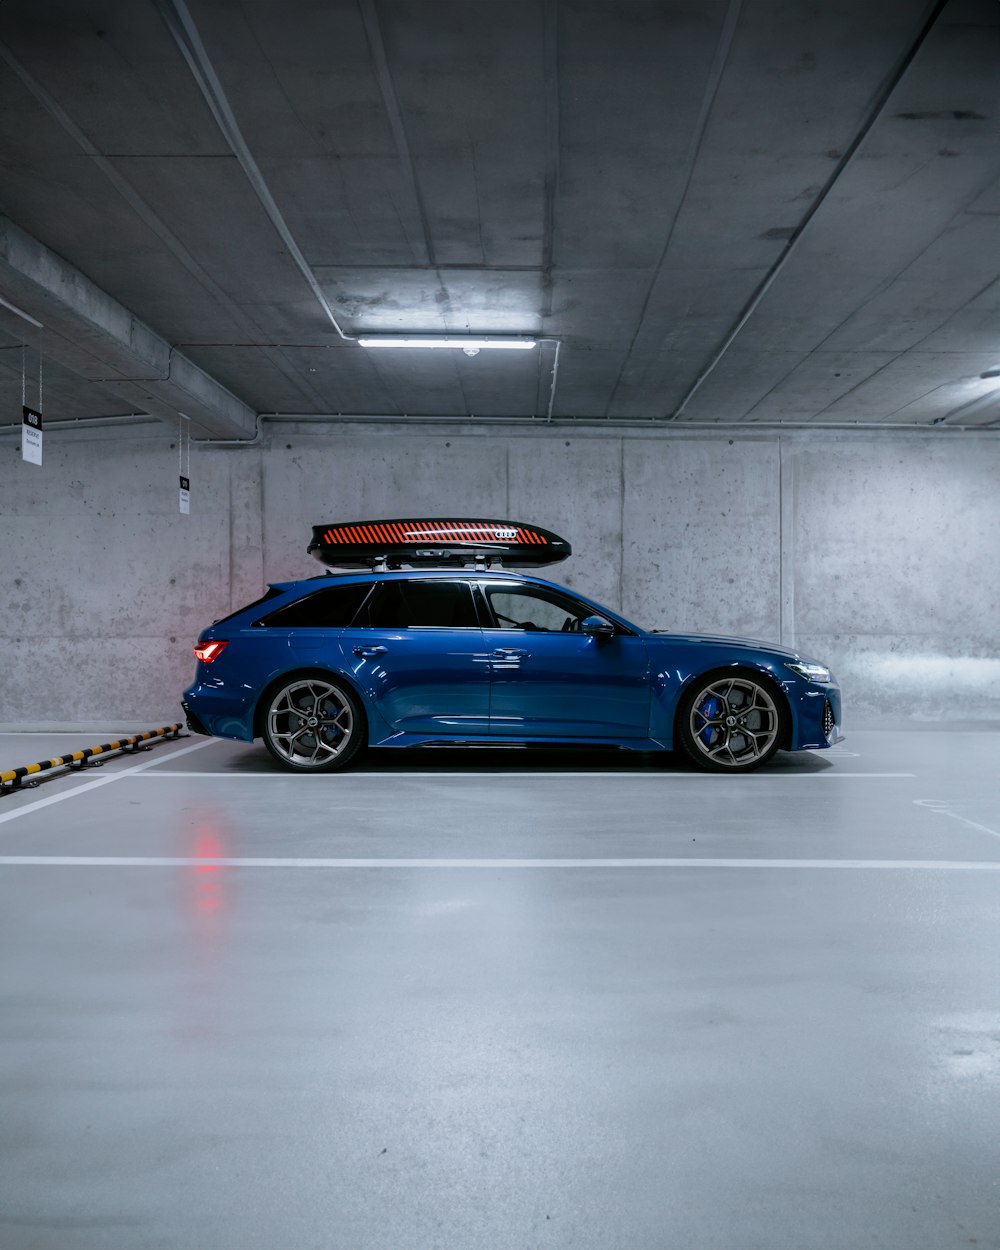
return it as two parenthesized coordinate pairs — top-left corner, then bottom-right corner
(0, 724), (185, 795)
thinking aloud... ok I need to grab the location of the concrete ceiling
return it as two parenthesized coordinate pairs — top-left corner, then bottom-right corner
(0, 0), (999, 435)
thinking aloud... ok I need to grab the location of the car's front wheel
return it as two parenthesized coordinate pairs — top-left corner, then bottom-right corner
(676, 670), (786, 772)
(261, 674), (365, 772)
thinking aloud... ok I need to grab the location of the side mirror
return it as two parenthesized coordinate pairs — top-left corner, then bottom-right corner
(580, 614), (615, 638)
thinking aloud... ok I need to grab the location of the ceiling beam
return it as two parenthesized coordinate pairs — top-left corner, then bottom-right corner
(669, 0), (951, 422)
(0, 215), (257, 439)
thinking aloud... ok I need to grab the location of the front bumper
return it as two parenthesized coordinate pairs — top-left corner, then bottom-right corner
(794, 683), (843, 749)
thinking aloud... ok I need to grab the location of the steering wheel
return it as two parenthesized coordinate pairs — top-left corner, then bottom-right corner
(560, 616), (581, 632)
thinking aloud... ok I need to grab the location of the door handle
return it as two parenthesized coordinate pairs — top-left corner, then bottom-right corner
(491, 647), (528, 659)
(353, 645), (388, 658)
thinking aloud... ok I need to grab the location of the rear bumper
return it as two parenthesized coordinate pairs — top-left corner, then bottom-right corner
(181, 682), (256, 742)
(180, 700), (210, 737)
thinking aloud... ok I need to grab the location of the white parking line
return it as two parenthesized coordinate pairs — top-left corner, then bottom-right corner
(914, 799), (1000, 841)
(0, 856), (996, 870)
(0, 739), (216, 828)
(122, 770), (917, 780)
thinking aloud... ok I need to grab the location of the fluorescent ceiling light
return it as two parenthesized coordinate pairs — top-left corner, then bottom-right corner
(357, 336), (537, 350)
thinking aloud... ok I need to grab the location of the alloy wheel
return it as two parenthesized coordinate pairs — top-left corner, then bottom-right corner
(686, 675), (781, 769)
(265, 678), (356, 769)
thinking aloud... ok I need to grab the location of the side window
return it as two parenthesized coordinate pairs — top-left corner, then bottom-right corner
(260, 582), (372, 628)
(484, 585), (595, 633)
(359, 580), (480, 629)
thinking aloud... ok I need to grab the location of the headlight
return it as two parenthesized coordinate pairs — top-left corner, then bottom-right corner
(785, 661), (832, 683)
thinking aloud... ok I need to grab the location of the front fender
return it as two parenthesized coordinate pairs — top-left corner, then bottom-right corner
(646, 652), (801, 750)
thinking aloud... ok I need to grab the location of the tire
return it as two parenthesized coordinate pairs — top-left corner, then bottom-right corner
(261, 673), (365, 772)
(676, 669), (787, 773)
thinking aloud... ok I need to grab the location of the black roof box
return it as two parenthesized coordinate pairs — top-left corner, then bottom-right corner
(308, 518), (571, 569)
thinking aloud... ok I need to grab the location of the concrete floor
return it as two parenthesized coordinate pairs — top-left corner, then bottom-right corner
(0, 730), (998, 1250)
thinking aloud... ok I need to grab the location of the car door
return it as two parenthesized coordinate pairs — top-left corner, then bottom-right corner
(479, 580), (651, 738)
(337, 578), (491, 735)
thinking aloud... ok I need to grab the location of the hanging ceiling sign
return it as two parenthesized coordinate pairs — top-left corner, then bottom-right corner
(21, 406), (42, 466)
(179, 475), (190, 515)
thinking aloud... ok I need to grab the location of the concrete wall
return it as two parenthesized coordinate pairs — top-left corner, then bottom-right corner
(1, 421), (998, 728)
(1, 425), (258, 728)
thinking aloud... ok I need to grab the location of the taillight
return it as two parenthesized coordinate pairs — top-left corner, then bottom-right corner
(194, 640), (228, 663)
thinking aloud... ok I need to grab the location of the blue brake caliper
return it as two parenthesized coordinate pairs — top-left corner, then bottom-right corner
(697, 694), (720, 747)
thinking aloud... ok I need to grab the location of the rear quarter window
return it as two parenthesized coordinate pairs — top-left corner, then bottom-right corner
(259, 582), (372, 628)
(213, 587), (284, 625)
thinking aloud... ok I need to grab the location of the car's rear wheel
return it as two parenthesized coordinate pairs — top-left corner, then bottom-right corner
(262, 675), (365, 772)
(676, 670), (786, 772)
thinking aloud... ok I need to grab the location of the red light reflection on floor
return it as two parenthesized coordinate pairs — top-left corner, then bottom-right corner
(176, 816), (234, 1043)
(192, 830), (225, 913)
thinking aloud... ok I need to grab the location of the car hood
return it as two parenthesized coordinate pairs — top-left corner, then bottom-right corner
(646, 630), (803, 660)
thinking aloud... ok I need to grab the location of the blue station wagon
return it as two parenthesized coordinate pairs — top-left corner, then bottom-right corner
(182, 519), (843, 773)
